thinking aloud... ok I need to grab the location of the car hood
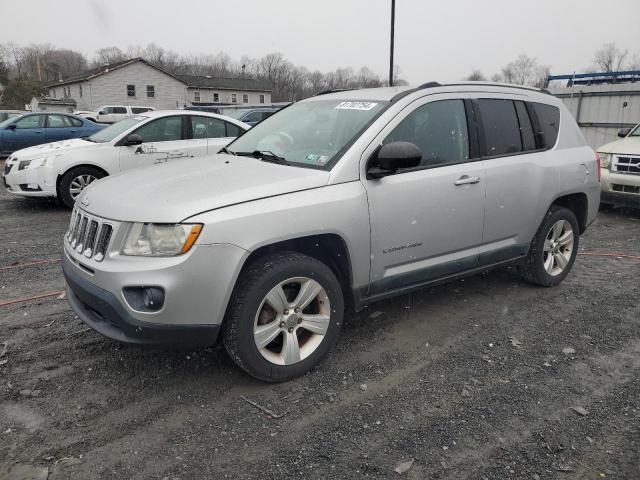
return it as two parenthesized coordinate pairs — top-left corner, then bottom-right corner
(597, 136), (640, 155)
(10, 138), (101, 159)
(78, 154), (331, 223)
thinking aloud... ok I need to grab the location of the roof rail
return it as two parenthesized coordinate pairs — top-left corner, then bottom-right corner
(446, 81), (552, 95)
(314, 88), (352, 96)
(390, 81), (441, 103)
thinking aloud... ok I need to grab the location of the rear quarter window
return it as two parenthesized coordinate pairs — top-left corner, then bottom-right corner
(531, 103), (560, 149)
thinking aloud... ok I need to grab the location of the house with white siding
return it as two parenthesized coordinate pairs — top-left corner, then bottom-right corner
(45, 58), (272, 113)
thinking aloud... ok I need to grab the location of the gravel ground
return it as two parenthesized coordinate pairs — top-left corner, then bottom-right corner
(1, 172), (639, 480)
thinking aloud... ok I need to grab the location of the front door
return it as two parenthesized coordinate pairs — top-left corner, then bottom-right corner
(5, 114), (46, 151)
(363, 96), (486, 295)
(118, 115), (190, 172)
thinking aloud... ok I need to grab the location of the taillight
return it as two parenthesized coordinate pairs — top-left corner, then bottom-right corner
(596, 152), (601, 182)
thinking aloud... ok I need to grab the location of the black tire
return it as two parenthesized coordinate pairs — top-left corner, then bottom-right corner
(59, 166), (105, 208)
(223, 252), (344, 382)
(520, 206), (579, 287)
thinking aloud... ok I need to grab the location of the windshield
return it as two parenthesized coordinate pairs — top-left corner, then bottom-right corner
(630, 124), (640, 137)
(228, 110), (250, 119)
(87, 116), (148, 143)
(227, 99), (388, 168)
(0, 115), (22, 128)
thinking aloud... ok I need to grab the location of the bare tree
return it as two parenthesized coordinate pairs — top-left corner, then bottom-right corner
(498, 54), (550, 87)
(593, 42), (628, 73)
(628, 53), (640, 71)
(464, 69), (487, 81)
(92, 46), (126, 66)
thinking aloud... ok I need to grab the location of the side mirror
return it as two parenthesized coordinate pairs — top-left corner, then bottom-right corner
(124, 134), (143, 146)
(98, 110), (105, 115)
(367, 141), (422, 179)
(618, 128), (631, 138)
(6, 124), (16, 131)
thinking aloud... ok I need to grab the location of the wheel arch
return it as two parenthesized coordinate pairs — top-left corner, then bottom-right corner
(236, 233), (355, 311)
(549, 192), (588, 234)
(56, 164), (109, 197)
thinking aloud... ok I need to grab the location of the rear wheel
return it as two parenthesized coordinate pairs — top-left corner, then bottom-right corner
(59, 166), (105, 208)
(223, 252), (344, 382)
(521, 206), (579, 286)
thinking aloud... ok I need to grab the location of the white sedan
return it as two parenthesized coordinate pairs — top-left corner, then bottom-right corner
(2, 110), (249, 207)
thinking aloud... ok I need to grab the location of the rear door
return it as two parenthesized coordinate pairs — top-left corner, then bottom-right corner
(118, 115), (189, 172)
(45, 114), (75, 142)
(475, 96), (560, 264)
(5, 114), (46, 151)
(363, 95), (486, 295)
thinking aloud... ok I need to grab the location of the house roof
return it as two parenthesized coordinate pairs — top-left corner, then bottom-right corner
(46, 58), (184, 87)
(177, 75), (271, 92)
(47, 58), (273, 93)
(34, 97), (77, 106)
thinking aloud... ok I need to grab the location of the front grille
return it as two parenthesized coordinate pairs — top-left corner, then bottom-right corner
(67, 209), (114, 262)
(613, 156), (640, 175)
(612, 184), (640, 194)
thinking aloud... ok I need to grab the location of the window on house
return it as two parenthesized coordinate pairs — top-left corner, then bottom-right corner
(52, 89), (56, 97)
(242, 94), (249, 104)
(127, 84), (136, 97)
(213, 92), (219, 102)
(79, 84), (83, 97)
(231, 93), (237, 103)
(147, 85), (155, 98)
(259, 94), (265, 104)
(194, 91), (200, 102)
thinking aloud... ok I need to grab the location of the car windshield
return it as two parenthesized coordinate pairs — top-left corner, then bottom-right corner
(87, 116), (148, 143)
(228, 110), (251, 119)
(0, 117), (17, 129)
(226, 99), (388, 168)
(629, 124), (640, 137)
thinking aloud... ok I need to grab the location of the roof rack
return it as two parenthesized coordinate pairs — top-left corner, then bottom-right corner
(314, 88), (353, 96)
(390, 81), (551, 102)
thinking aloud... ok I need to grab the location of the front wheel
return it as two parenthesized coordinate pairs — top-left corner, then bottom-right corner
(223, 252), (344, 382)
(59, 166), (105, 208)
(520, 206), (579, 287)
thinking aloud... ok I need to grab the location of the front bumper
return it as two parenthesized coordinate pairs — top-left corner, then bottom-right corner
(62, 223), (248, 348)
(2, 162), (57, 197)
(601, 168), (640, 205)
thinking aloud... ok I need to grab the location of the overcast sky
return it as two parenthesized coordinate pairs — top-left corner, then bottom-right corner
(4, 0), (639, 83)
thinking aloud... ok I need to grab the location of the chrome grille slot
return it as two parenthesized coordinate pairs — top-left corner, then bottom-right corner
(70, 212), (83, 247)
(94, 224), (113, 262)
(614, 156), (640, 175)
(67, 210), (77, 240)
(76, 216), (89, 252)
(83, 220), (99, 257)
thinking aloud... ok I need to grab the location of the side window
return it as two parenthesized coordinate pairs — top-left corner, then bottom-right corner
(70, 117), (83, 127)
(190, 116), (226, 139)
(113, 107), (127, 114)
(383, 99), (469, 168)
(131, 107), (150, 114)
(531, 102), (560, 149)
(47, 114), (68, 128)
(514, 101), (536, 151)
(102, 107), (113, 114)
(225, 122), (242, 137)
(134, 116), (183, 143)
(15, 115), (45, 129)
(477, 99), (523, 156)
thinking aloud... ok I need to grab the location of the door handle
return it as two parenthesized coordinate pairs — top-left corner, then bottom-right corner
(454, 175), (480, 186)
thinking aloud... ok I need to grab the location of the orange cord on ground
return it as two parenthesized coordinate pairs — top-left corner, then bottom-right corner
(0, 291), (65, 307)
(0, 259), (61, 272)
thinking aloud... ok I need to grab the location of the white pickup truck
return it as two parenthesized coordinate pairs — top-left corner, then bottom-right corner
(75, 105), (154, 124)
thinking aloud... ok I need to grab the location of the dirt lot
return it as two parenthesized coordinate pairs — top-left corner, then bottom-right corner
(1, 175), (639, 480)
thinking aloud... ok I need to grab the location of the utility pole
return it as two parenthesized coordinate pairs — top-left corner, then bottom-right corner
(389, 0), (395, 86)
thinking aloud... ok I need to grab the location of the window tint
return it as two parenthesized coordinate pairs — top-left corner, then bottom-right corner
(134, 116), (183, 143)
(383, 99), (469, 168)
(47, 114), (69, 128)
(113, 107), (127, 114)
(477, 99), (522, 156)
(70, 117), (83, 127)
(225, 122), (242, 137)
(190, 116), (226, 139)
(531, 102), (560, 149)
(131, 107), (150, 114)
(514, 101), (536, 151)
(15, 115), (45, 129)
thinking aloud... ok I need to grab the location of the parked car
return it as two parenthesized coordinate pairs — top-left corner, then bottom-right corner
(0, 113), (104, 157)
(61, 83), (599, 382)
(597, 123), (640, 206)
(228, 107), (281, 126)
(2, 111), (248, 207)
(0, 110), (25, 123)
(76, 106), (155, 123)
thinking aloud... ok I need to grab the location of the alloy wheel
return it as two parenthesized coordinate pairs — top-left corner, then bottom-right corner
(69, 174), (97, 199)
(253, 277), (331, 365)
(543, 220), (574, 276)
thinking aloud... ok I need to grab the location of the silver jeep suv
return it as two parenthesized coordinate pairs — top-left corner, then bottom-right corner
(62, 82), (600, 382)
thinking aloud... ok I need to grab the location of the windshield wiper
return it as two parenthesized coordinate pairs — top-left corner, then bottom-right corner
(235, 150), (289, 165)
(219, 146), (236, 155)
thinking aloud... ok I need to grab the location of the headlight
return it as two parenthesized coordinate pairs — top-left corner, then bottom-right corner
(598, 152), (612, 168)
(18, 155), (60, 171)
(121, 223), (203, 256)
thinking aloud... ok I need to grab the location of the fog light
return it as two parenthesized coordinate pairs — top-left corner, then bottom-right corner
(123, 286), (165, 312)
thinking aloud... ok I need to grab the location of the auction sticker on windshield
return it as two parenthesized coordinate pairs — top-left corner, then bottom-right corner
(335, 101), (378, 111)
